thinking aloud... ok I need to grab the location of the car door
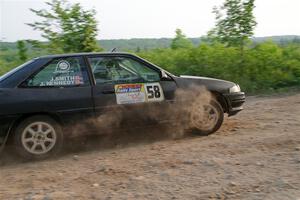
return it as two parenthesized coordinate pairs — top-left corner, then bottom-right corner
(18, 56), (94, 131)
(87, 54), (178, 129)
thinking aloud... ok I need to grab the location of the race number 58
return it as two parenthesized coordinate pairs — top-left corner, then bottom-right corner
(146, 85), (161, 98)
(145, 83), (164, 102)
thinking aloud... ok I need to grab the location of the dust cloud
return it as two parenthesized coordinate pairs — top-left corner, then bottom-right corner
(69, 85), (213, 142)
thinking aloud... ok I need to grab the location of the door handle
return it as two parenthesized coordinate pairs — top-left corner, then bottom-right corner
(101, 90), (115, 94)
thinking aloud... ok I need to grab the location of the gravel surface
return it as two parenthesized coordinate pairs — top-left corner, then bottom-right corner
(0, 93), (300, 200)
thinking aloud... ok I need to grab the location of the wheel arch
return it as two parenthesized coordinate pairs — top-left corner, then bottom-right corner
(211, 91), (229, 113)
(8, 112), (63, 140)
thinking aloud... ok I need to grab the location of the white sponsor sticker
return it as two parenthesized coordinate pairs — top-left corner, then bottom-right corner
(115, 83), (145, 104)
(55, 60), (72, 73)
(115, 82), (164, 105)
(40, 75), (84, 86)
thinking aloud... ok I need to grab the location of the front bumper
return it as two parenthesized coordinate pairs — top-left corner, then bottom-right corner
(223, 92), (246, 116)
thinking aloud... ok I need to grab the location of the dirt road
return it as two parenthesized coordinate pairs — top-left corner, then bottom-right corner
(0, 93), (300, 200)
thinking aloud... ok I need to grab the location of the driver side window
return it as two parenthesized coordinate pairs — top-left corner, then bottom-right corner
(88, 56), (160, 84)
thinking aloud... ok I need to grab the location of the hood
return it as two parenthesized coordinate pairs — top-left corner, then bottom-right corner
(175, 75), (236, 93)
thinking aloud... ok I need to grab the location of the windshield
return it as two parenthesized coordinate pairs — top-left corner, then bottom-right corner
(0, 60), (35, 83)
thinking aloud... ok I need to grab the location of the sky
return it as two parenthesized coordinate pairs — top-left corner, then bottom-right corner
(0, 0), (300, 42)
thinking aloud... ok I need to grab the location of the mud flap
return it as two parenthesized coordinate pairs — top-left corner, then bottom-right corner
(0, 127), (12, 154)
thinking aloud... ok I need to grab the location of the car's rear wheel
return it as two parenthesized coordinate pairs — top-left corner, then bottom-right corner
(13, 115), (63, 160)
(190, 99), (224, 135)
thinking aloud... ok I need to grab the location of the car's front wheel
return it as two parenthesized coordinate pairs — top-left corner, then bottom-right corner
(190, 99), (224, 135)
(13, 115), (63, 160)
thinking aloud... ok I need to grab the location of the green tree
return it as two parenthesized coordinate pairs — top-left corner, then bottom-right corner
(209, 0), (257, 55)
(171, 29), (193, 50)
(17, 40), (28, 61)
(27, 0), (101, 53)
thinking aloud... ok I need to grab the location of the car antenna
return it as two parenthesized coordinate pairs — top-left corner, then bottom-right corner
(111, 48), (117, 52)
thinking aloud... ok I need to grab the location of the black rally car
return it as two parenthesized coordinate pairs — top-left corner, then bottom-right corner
(0, 53), (245, 159)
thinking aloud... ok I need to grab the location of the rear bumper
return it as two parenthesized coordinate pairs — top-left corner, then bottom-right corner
(223, 92), (246, 116)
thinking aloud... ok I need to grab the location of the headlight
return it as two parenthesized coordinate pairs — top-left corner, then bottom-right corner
(229, 85), (241, 93)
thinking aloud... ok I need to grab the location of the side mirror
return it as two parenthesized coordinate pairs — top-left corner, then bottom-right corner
(160, 70), (171, 81)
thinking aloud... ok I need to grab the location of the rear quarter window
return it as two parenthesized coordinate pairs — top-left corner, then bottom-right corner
(0, 60), (35, 83)
(22, 57), (90, 87)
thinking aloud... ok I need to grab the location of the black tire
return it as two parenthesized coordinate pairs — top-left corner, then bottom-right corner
(12, 115), (63, 160)
(190, 99), (224, 135)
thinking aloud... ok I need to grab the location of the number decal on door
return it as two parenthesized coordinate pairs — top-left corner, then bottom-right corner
(145, 83), (164, 102)
(146, 85), (161, 99)
(115, 82), (164, 104)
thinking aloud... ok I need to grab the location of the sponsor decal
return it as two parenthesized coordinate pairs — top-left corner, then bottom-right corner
(115, 83), (145, 104)
(55, 60), (72, 73)
(115, 83), (164, 104)
(115, 84), (143, 93)
(40, 75), (84, 86)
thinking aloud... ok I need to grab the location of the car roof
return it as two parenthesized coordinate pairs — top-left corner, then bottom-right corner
(37, 52), (136, 59)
